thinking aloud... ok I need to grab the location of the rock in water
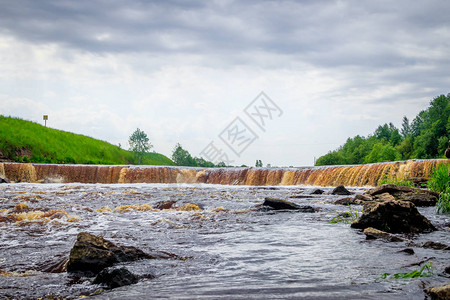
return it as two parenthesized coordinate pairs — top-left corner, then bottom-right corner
(263, 197), (315, 212)
(366, 184), (438, 206)
(92, 268), (139, 289)
(0, 177), (9, 184)
(427, 284), (450, 300)
(67, 232), (153, 275)
(331, 185), (352, 195)
(310, 189), (324, 195)
(351, 200), (436, 233)
(363, 227), (404, 242)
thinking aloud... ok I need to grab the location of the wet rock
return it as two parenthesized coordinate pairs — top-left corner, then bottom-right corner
(66, 232), (153, 275)
(421, 241), (450, 251)
(363, 227), (404, 242)
(334, 197), (355, 205)
(427, 284), (450, 300)
(0, 177), (9, 183)
(92, 268), (139, 289)
(366, 184), (438, 206)
(373, 192), (396, 202)
(310, 189), (324, 195)
(263, 197), (315, 212)
(398, 248), (415, 255)
(351, 200), (436, 234)
(331, 185), (352, 195)
(154, 200), (176, 210)
(445, 266), (450, 274)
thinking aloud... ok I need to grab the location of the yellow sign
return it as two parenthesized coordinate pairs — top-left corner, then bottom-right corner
(43, 115), (48, 120)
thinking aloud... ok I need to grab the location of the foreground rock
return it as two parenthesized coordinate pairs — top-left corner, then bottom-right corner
(351, 200), (436, 233)
(67, 232), (153, 275)
(0, 177), (10, 183)
(331, 185), (352, 195)
(92, 268), (139, 289)
(262, 197), (315, 212)
(426, 284), (450, 300)
(363, 227), (404, 242)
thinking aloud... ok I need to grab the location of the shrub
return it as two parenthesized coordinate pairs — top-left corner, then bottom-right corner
(436, 186), (450, 214)
(426, 164), (450, 193)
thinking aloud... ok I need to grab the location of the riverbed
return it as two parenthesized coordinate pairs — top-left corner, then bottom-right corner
(0, 183), (449, 299)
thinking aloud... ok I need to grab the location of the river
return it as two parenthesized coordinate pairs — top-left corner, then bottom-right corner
(0, 183), (449, 299)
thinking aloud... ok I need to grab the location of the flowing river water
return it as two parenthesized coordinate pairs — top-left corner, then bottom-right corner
(0, 182), (449, 299)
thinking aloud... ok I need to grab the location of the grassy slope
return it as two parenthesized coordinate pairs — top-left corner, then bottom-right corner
(0, 116), (174, 165)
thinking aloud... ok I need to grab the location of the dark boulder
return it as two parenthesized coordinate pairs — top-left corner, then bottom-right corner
(331, 185), (352, 195)
(262, 197), (314, 212)
(67, 232), (153, 275)
(310, 189), (324, 195)
(92, 268), (139, 289)
(351, 200), (436, 234)
(0, 177), (10, 184)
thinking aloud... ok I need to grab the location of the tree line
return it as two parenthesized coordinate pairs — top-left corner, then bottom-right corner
(315, 94), (450, 166)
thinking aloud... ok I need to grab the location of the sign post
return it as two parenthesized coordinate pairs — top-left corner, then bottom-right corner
(43, 115), (48, 127)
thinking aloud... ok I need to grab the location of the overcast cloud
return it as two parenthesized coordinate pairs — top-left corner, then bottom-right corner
(1, 0), (449, 166)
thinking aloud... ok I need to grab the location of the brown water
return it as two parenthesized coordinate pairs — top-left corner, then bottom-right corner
(0, 182), (448, 299)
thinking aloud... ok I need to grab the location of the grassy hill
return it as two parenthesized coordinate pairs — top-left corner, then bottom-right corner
(0, 116), (174, 165)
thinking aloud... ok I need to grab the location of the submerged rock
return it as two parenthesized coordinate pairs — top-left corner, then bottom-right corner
(331, 185), (352, 195)
(92, 268), (139, 289)
(0, 177), (9, 184)
(363, 227), (404, 242)
(421, 241), (450, 251)
(153, 200), (176, 210)
(262, 197), (315, 212)
(426, 284), (450, 300)
(398, 248), (415, 255)
(67, 232), (153, 275)
(351, 200), (436, 234)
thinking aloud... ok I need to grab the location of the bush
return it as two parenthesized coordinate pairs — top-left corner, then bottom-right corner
(426, 164), (450, 193)
(436, 186), (450, 214)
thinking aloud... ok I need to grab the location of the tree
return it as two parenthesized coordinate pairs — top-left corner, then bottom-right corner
(255, 160), (263, 167)
(172, 143), (196, 166)
(401, 116), (411, 138)
(128, 128), (152, 164)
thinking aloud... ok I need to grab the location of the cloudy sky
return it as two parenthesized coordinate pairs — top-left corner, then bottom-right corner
(1, 0), (449, 166)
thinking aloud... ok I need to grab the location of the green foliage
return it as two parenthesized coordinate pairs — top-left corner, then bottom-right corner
(315, 94), (450, 165)
(329, 205), (360, 224)
(171, 143), (217, 167)
(0, 116), (174, 165)
(436, 186), (450, 214)
(255, 160), (263, 167)
(426, 163), (450, 193)
(376, 263), (433, 281)
(128, 128), (152, 164)
(378, 174), (414, 187)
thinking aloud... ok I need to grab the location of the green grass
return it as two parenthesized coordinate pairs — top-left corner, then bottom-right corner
(0, 115), (174, 165)
(427, 163), (450, 193)
(378, 174), (414, 187)
(329, 204), (361, 224)
(376, 263), (433, 281)
(436, 186), (450, 214)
